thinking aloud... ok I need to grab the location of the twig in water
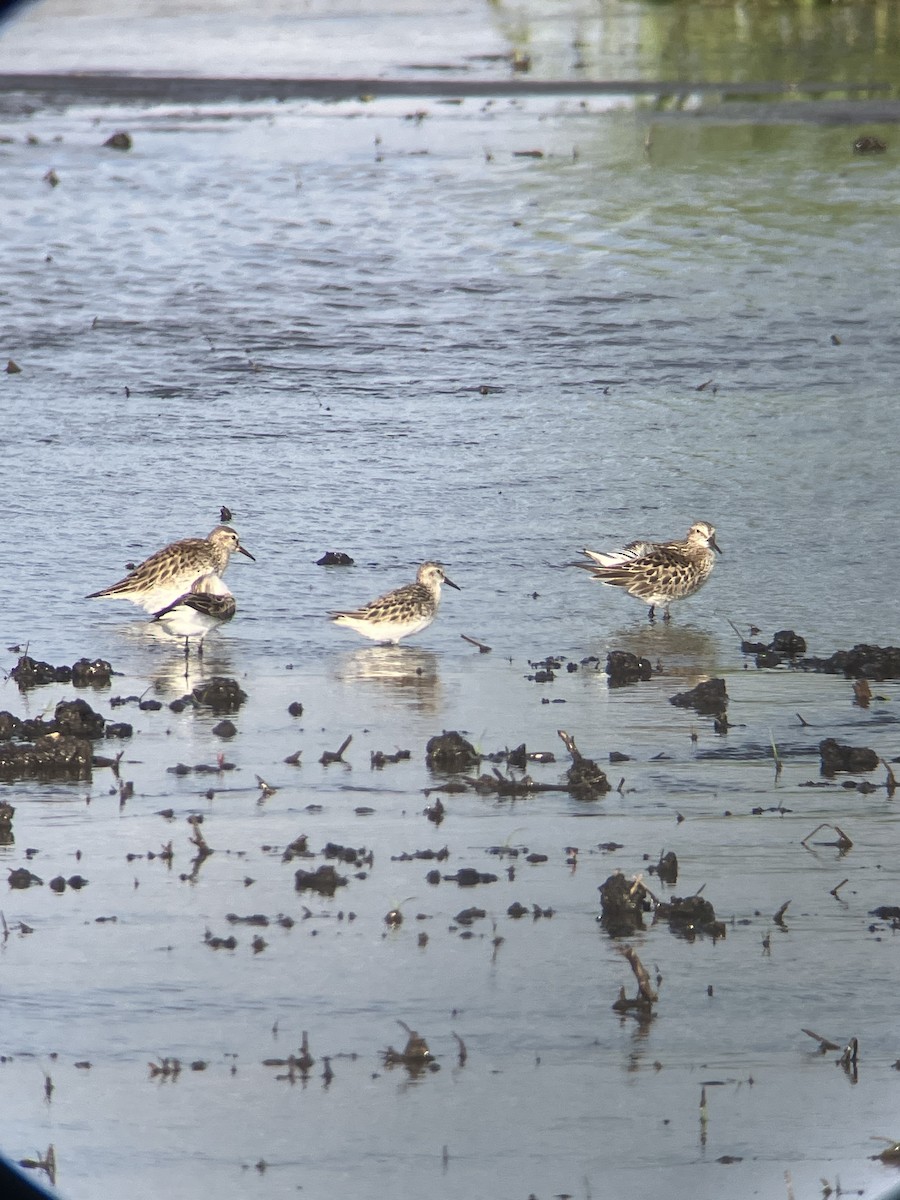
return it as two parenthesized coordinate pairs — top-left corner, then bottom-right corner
(883, 759), (897, 798)
(770, 730), (783, 780)
(320, 734), (352, 765)
(461, 633), (491, 653)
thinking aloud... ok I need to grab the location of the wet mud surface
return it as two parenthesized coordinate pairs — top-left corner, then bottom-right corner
(1, 3), (900, 1196)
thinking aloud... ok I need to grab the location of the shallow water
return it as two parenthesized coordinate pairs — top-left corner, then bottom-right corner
(0, 2), (900, 1199)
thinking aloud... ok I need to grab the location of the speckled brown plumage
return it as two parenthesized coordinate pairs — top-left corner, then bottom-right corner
(330, 561), (460, 644)
(87, 525), (254, 613)
(579, 521), (721, 621)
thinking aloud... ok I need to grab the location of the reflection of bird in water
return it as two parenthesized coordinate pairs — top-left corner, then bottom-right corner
(329, 562), (459, 644)
(86, 524), (255, 613)
(335, 646), (442, 714)
(577, 522), (721, 621)
(152, 573), (235, 666)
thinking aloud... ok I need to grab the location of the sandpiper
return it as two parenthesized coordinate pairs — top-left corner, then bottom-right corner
(152, 573), (236, 661)
(578, 521), (721, 621)
(87, 524), (255, 613)
(330, 562), (460, 644)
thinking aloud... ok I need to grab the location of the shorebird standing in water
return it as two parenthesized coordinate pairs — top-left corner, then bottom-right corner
(152, 573), (236, 664)
(577, 521), (721, 621)
(87, 524), (255, 613)
(330, 562), (460, 644)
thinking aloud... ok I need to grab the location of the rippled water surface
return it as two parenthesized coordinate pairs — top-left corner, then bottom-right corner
(1, 2), (900, 1199)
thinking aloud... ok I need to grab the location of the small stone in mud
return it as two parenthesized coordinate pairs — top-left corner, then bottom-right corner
(669, 678), (727, 716)
(425, 731), (480, 773)
(507, 902), (528, 918)
(819, 738), (878, 776)
(316, 551), (354, 566)
(104, 722), (132, 739)
(67, 875), (88, 889)
(425, 869), (441, 885)
(212, 720), (237, 739)
(49, 875), (66, 893)
(138, 699), (162, 712)
(103, 130), (132, 150)
(288, 702), (304, 718)
(294, 865), (347, 895)
(606, 650), (652, 687)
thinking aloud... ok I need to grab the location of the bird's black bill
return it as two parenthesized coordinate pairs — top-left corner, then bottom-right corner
(238, 546), (256, 561)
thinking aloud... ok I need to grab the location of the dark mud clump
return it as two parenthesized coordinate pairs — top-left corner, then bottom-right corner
(819, 738), (879, 776)
(558, 729), (611, 799)
(752, 638), (900, 680)
(669, 678), (728, 717)
(0, 734), (94, 782)
(0, 699), (117, 743)
(801, 644), (900, 681)
(425, 731), (480, 773)
(0, 698), (121, 781)
(294, 865), (347, 895)
(191, 677), (247, 714)
(11, 655), (113, 690)
(0, 802), (14, 846)
(316, 551), (354, 566)
(655, 894), (726, 940)
(598, 873), (649, 937)
(606, 650), (652, 687)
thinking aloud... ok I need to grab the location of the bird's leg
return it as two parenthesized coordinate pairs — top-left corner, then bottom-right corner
(662, 608), (672, 623)
(183, 638), (190, 680)
(648, 605), (656, 623)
